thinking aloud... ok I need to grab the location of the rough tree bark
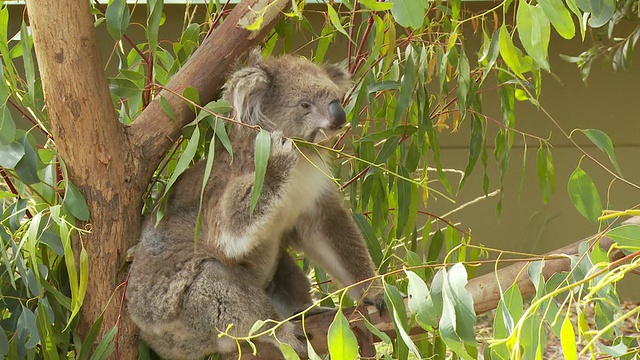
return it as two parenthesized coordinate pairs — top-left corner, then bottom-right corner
(25, 0), (290, 357)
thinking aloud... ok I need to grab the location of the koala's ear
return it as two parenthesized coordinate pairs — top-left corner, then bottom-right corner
(323, 64), (352, 95)
(222, 65), (271, 124)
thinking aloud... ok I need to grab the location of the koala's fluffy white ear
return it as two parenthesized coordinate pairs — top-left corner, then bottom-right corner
(323, 64), (352, 95)
(222, 64), (270, 125)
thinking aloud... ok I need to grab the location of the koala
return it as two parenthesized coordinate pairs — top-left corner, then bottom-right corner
(126, 50), (383, 360)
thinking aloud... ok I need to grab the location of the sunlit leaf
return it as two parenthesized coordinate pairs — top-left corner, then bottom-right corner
(538, 0), (575, 39)
(360, 0), (394, 11)
(327, 310), (358, 360)
(517, 1), (550, 70)
(499, 25), (528, 79)
(560, 313), (578, 360)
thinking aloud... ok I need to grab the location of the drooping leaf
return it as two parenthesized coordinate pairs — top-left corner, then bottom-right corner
(567, 165), (602, 222)
(250, 129), (271, 215)
(326, 5), (349, 38)
(147, 0), (164, 56)
(578, 129), (622, 176)
(327, 310), (358, 360)
(164, 126), (200, 197)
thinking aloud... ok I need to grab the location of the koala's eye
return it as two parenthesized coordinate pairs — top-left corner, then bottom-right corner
(300, 102), (312, 110)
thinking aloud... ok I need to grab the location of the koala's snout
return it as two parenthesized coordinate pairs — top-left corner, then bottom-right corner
(328, 100), (346, 129)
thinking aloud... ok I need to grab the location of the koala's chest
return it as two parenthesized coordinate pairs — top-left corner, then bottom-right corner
(277, 157), (331, 227)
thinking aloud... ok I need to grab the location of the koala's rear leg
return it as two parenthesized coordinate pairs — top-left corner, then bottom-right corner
(182, 262), (307, 356)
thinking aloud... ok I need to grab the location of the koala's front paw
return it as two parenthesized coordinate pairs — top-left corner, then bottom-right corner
(270, 131), (297, 158)
(362, 285), (386, 313)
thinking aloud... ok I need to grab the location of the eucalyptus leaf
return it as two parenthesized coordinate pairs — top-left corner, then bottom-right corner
(567, 165), (602, 222)
(250, 130), (271, 215)
(327, 310), (358, 360)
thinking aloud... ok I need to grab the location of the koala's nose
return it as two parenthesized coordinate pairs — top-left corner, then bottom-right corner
(329, 100), (346, 128)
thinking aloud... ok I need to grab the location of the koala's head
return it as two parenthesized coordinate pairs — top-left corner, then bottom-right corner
(222, 50), (351, 142)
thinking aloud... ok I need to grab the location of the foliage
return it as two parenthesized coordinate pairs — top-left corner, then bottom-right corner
(1, 0), (640, 359)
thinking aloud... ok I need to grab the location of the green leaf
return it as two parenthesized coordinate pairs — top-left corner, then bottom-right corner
(327, 310), (358, 360)
(20, 23), (35, 104)
(0, 141), (24, 168)
(567, 165), (602, 222)
(353, 214), (382, 266)
(105, 0), (130, 40)
(361, 316), (392, 344)
(446, 263), (477, 344)
(394, 53), (415, 125)
(182, 86), (200, 109)
(164, 126), (200, 196)
(63, 182), (90, 221)
(538, 0), (575, 39)
(147, 0), (164, 56)
(14, 135), (39, 184)
(0, 324), (8, 356)
(577, 0), (615, 28)
(90, 325), (117, 360)
(36, 302), (60, 360)
(459, 114), (483, 190)
(17, 306), (39, 349)
(389, 0), (426, 30)
(578, 129), (622, 176)
(440, 273), (474, 360)
(280, 343), (301, 360)
(159, 96), (176, 122)
(405, 269), (438, 328)
(384, 281), (420, 357)
(606, 224), (640, 250)
(537, 147), (550, 203)
(560, 313), (578, 360)
(360, 0), (394, 11)
(326, 5), (349, 38)
(250, 130), (271, 215)
(517, 1), (551, 70)
(499, 24), (528, 79)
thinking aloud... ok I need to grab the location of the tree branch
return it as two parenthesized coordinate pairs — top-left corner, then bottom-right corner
(128, 0), (291, 181)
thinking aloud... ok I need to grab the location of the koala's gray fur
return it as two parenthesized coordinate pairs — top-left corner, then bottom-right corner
(126, 51), (382, 359)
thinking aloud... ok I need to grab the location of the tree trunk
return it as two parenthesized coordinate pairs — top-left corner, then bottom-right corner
(25, 0), (291, 358)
